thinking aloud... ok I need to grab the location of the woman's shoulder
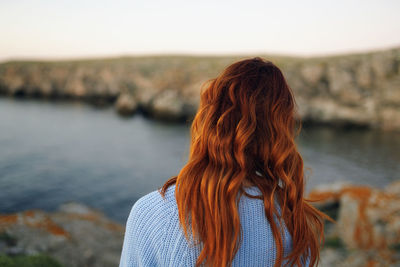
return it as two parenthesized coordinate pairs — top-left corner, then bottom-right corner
(132, 185), (175, 212)
(119, 184), (180, 267)
(127, 184), (177, 225)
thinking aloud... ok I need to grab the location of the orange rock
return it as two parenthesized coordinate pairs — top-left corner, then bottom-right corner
(309, 180), (400, 265)
(0, 214), (18, 225)
(42, 217), (70, 237)
(318, 183), (400, 251)
(308, 182), (351, 204)
(0, 209), (70, 239)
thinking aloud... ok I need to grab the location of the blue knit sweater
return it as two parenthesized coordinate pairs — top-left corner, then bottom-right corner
(119, 184), (309, 267)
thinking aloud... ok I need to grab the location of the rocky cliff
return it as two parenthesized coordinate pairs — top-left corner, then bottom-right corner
(0, 47), (399, 130)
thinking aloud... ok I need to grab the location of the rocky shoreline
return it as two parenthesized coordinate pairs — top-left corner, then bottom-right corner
(0, 181), (399, 267)
(0, 203), (124, 267)
(1, 47), (400, 130)
(310, 180), (400, 266)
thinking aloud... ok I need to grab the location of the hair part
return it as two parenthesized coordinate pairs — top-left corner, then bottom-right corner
(160, 57), (331, 267)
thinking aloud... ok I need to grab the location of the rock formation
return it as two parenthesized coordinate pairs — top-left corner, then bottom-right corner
(309, 180), (400, 266)
(0, 202), (124, 267)
(1, 181), (399, 267)
(0, 47), (399, 129)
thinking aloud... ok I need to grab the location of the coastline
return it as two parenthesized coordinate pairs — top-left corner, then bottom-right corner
(1, 46), (399, 131)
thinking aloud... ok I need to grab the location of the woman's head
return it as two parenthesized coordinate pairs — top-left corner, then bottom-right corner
(161, 57), (329, 267)
(192, 57), (299, 184)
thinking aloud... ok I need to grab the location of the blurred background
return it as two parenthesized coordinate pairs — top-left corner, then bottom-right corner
(0, 0), (399, 266)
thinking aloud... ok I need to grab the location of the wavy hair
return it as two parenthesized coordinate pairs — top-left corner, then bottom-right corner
(160, 57), (330, 267)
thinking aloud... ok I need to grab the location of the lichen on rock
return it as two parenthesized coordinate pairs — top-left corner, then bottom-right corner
(0, 202), (124, 267)
(309, 180), (400, 266)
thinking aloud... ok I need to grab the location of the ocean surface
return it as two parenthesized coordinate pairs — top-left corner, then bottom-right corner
(0, 98), (399, 223)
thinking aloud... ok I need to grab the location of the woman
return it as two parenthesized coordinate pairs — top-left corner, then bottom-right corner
(119, 57), (330, 267)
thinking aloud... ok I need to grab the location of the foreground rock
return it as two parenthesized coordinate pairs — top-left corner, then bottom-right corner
(0, 47), (399, 130)
(0, 202), (124, 267)
(309, 180), (400, 266)
(1, 182), (399, 267)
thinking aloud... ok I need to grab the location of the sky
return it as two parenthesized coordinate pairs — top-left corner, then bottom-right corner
(0, 0), (399, 62)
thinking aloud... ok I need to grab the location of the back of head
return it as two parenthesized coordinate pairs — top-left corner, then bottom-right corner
(161, 57), (329, 267)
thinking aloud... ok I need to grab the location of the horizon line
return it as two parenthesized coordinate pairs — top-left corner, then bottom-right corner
(1, 44), (399, 64)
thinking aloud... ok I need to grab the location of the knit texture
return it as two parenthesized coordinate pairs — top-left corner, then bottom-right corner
(119, 184), (310, 267)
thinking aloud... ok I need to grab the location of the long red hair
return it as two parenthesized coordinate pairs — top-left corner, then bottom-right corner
(160, 57), (330, 267)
